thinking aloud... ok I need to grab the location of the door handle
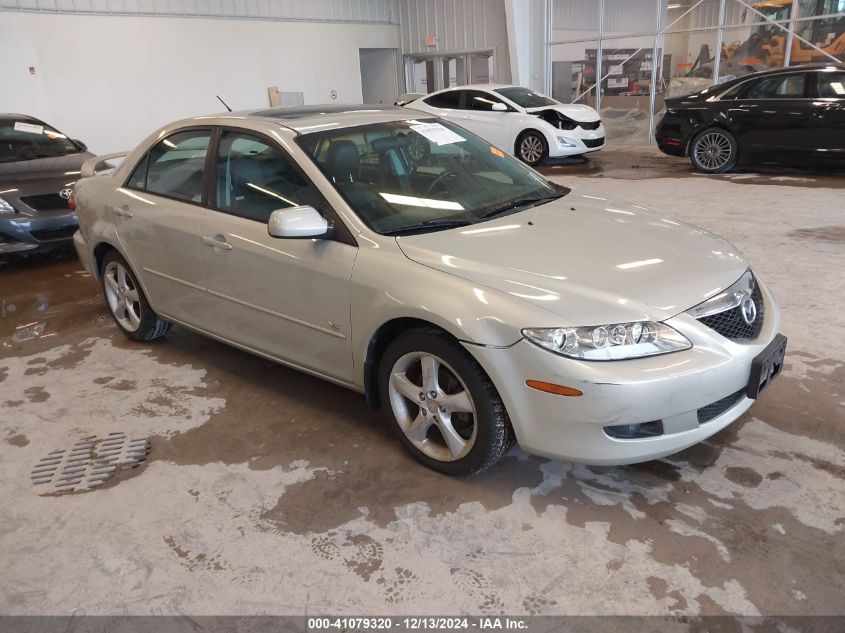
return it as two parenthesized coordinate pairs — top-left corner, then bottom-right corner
(202, 234), (233, 250)
(113, 204), (133, 218)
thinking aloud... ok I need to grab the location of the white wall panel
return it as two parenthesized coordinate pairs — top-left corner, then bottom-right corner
(0, 12), (399, 153)
(0, 0), (399, 23)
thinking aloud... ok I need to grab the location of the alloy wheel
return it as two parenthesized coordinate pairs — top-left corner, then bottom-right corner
(519, 134), (544, 163)
(387, 351), (477, 462)
(103, 260), (142, 332)
(693, 131), (732, 171)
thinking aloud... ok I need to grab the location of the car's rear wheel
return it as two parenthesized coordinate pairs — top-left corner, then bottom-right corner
(100, 251), (170, 341)
(689, 128), (737, 173)
(516, 131), (548, 167)
(378, 328), (515, 476)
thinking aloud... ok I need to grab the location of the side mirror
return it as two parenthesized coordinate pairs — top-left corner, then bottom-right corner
(74, 139), (88, 151)
(491, 102), (508, 112)
(268, 205), (333, 239)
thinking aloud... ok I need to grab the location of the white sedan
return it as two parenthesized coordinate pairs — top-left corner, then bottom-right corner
(404, 84), (606, 166)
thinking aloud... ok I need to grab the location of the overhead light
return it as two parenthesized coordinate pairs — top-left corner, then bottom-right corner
(667, 3), (682, 8)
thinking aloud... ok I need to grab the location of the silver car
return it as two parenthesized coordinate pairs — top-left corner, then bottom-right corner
(73, 105), (786, 475)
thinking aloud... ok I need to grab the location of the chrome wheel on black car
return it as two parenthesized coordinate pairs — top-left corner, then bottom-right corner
(690, 128), (737, 173)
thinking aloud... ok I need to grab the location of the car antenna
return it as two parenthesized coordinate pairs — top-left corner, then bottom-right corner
(216, 95), (232, 112)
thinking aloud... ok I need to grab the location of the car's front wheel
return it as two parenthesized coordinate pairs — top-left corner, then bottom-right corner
(378, 328), (515, 476)
(100, 250), (170, 341)
(516, 131), (548, 167)
(689, 128), (737, 173)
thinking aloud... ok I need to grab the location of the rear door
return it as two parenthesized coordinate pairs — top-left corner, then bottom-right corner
(812, 70), (845, 158)
(196, 128), (357, 381)
(457, 90), (516, 151)
(725, 72), (815, 159)
(111, 128), (214, 325)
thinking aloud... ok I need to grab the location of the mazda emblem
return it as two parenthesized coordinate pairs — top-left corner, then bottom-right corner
(740, 295), (757, 325)
(59, 188), (73, 200)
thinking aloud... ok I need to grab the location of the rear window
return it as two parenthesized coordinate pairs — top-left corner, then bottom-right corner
(0, 118), (81, 163)
(423, 91), (462, 109)
(745, 73), (807, 99)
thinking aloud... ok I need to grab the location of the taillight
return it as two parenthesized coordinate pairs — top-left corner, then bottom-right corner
(68, 192), (76, 210)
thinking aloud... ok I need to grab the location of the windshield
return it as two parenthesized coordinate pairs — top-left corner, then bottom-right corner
(296, 118), (564, 235)
(0, 118), (82, 163)
(494, 87), (558, 108)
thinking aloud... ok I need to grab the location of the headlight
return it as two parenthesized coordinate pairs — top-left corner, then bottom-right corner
(0, 196), (15, 215)
(686, 270), (755, 319)
(522, 321), (691, 361)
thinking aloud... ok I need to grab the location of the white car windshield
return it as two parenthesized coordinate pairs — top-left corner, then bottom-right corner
(297, 119), (566, 235)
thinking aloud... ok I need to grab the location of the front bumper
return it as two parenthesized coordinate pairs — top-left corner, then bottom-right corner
(465, 280), (781, 465)
(0, 211), (78, 253)
(548, 123), (606, 158)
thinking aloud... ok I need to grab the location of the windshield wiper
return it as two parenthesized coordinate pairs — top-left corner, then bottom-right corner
(479, 192), (564, 219)
(383, 218), (474, 236)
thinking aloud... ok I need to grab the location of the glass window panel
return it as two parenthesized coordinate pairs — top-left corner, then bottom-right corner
(599, 37), (657, 145)
(551, 41), (599, 106)
(792, 15), (845, 63)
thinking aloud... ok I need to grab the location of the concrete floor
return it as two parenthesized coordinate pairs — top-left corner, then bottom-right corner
(1, 146), (843, 617)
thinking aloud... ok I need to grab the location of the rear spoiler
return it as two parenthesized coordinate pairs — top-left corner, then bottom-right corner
(81, 151), (130, 178)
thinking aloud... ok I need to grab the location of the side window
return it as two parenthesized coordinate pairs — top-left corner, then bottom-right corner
(464, 90), (507, 111)
(143, 130), (211, 203)
(818, 72), (845, 98)
(215, 131), (322, 223)
(745, 74), (806, 99)
(423, 91), (461, 109)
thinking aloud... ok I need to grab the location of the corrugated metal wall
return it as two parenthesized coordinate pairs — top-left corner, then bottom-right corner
(0, 0), (399, 23)
(397, 0), (507, 54)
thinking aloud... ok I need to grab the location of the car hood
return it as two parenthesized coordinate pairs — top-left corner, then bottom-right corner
(396, 191), (748, 326)
(525, 104), (600, 122)
(0, 152), (91, 187)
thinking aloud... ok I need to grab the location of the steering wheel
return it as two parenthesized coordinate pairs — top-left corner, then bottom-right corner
(426, 170), (459, 195)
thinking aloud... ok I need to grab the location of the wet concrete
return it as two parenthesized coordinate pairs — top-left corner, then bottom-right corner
(0, 148), (843, 616)
(539, 144), (845, 189)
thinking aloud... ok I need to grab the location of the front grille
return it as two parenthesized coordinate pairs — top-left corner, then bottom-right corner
(583, 137), (605, 148)
(697, 389), (745, 424)
(580, 120), (602, 131)
(698, 283), (765, 340)
(31, 225), (76, 241)
(20, 194), (69, 211)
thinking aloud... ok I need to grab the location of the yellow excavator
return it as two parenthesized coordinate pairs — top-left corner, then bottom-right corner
(686, 0), (844, 79)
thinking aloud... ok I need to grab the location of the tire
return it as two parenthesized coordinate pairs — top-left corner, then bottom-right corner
(378, 328), (515, 476)
(689, 128), (738, 173)
(516, 131), (549, 167)
(100, 250), (170, 341)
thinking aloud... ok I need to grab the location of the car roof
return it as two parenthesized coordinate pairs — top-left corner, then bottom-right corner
(0, 113), (44, 124)
(736, 62), (845, 79)
(246, 104), (428, 133)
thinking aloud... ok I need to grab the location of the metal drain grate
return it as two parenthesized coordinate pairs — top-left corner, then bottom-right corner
(31, 433), (151, 494)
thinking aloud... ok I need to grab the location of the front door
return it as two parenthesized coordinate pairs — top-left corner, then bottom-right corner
(197, 129), (357, 381)
(111, 129), (214, 325)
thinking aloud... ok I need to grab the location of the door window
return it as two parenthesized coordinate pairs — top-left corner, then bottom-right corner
(214, 131), (322, 223)
(817, 72), (845, 98)
(745, 74), (807, 99)
(463, 90), (508, 111)
(129, 130), (211, 203)
(423, 90), (462, 109)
